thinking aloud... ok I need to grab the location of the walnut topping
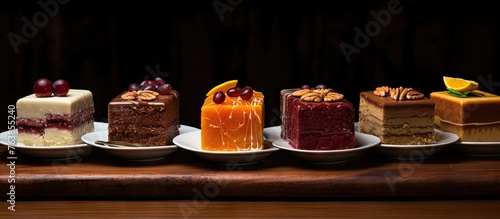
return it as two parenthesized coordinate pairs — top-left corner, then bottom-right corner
(373, 86), (424, 100)
(324, 92), (344, 102)
(292, 88), (343, 102)
(137, 90), (159, 101)
(121, 91), (137, 100)
(301, 92), (322, 102)
(120, 90), (159, 101)
(374, 86), (390, 96)
(292, 89), (311, 97)
(406, 90), (424, 99)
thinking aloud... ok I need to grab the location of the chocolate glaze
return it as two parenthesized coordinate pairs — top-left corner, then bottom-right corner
(359, 91), (434, 108)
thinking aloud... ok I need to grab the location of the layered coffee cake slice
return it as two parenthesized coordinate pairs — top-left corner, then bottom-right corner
(358, 86), (435, 145)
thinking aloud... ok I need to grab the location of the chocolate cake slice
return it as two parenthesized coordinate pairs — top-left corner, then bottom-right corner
(16, 89), (95, 146)
(280, 88), (355, 150)
(108, 90), (180, 146)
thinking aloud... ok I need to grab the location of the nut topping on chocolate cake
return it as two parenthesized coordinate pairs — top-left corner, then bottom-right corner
(121, 91), (137, 100)
(374, 86), (424, 100)
(138, 90), (159, 101)
(292, 88), (343, 102)
(120, 90), (159, 101)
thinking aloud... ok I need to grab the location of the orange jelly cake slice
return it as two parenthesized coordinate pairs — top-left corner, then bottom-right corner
(201, 80), (264, 151)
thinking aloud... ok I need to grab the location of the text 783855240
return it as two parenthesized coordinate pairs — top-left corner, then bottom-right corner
(7, 104), (16, 212)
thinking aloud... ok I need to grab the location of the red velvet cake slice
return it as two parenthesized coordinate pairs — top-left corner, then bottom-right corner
(16, 89), (95, 146)
(280, 88), (355, 150)
(108, 89), (180, 146)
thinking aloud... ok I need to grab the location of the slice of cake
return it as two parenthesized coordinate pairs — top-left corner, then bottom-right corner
(430, 76), (500, 142)
(201, 80), (264, 151)
(358, 86), (435, 145)
(280, 86), (355, 150)
(108, 78), (180, 146)
(16, 89), (95, 146)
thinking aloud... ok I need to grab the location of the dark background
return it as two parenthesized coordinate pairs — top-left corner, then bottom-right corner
(1, 0), (499, 130)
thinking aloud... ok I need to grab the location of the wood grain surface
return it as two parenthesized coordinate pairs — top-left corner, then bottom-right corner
(1, 145), (499, 199)
(2, 199), (500, 218)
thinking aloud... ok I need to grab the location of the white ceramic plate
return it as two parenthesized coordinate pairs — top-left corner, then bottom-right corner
(172, 130), (279, 165)
(374, 129), (459, 160)
(452, 141), (500, 157)
(0, 122), (107, 161)
(81, 125), (199, 162)
(264, 126), (380, 164)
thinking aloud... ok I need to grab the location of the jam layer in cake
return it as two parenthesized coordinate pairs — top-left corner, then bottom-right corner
(281, 88), (355, 150)
(108, 90), (180, 146)
(430, 90), (500, 142)
(358, 88), (435, 145)
(16, 89), (95, 146)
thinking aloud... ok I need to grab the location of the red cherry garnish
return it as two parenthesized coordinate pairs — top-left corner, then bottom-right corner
(140, 80), (156, 88)
(53, 79), (70, 96)
(33, 78), (54, 97)
(315, 84), (327, 89)
(154, 77), (166, 86)
(227, 87), (243, 97)
(129, 83), (141, 91)
(241, 86), (253, 100)
(157, 84), (172, 95)
(141, 85), (157, 91)
(213, 91), (226, 104)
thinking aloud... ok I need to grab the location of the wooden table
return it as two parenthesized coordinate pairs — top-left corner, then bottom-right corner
(1, 144), (500, 217)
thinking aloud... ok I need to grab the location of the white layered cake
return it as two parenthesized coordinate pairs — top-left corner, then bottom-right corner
(16, 89), (95, 146)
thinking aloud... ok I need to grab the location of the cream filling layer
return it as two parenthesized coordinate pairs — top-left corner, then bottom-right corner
(439, 118), (500, 127)
(17, 121), (94, 146)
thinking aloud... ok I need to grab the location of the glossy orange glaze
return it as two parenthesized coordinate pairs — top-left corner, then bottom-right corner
(201, 91), (264, 151)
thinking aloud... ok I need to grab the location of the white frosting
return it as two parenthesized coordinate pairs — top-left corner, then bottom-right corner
(16, 89), (94, 119)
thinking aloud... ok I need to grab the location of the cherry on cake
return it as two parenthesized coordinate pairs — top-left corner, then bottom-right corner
(358, 86), (435, 145)
(16, 78), (94, 146)
(201, 80), (264, 151)
(280, 85), (355, 150)
(108, 78), (180, 146)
